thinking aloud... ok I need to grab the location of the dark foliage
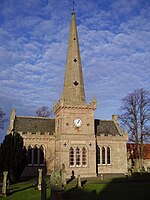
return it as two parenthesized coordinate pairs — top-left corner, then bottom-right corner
(0, 107), (7, 130)
(36, 106), (53, 117)
(0, 133), (27, 183)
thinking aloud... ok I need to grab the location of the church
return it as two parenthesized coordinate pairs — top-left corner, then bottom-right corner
(7, 9), (128, 178)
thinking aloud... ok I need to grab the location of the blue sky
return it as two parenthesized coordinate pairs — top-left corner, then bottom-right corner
(0, 0), (150, 141)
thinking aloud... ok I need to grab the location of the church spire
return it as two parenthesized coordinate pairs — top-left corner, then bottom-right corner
(62, 10), (86, 106)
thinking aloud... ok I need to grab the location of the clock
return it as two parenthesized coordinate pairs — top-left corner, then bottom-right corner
(74, 118), (82, 127)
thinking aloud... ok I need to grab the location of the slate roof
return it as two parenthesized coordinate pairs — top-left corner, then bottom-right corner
(95, 119), (120, 136)
(14, 116), (55, 135)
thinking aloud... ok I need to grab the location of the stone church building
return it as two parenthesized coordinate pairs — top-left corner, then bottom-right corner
(7, 10), (128, 178)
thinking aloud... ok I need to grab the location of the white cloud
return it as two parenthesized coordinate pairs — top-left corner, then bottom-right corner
(0, 0), (150, 141)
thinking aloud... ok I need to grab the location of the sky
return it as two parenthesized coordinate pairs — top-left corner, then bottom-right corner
(0, 0), (150, 141)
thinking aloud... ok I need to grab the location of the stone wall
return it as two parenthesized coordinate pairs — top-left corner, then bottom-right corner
(54, 106), (97, 178)
(97, 135), (128, 174)
(22, 133), (55, 176)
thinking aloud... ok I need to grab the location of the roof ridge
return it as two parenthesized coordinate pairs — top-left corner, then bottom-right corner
(16, 116), (54, 120)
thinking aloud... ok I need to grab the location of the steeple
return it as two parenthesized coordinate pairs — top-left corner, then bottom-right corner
(62, 11), (86, 106)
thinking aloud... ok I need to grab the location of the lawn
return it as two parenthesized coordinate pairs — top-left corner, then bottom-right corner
(1, 176), (150, 200)
(64, 178), (150, 200)
(0, 178), (50, 200)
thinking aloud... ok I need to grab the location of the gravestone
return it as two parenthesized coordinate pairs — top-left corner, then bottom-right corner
(2, 171), (8, 197)
(61, 164), (66, 188)
(50, 171), (64, 200)
(128, 170), (132, 180)
(77, 175), (81, 188)
(38, 169), (43, 191)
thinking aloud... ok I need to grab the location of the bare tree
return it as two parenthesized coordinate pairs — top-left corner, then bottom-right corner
(36, 106), (53, 117)
(119, 88), (150, 170)
(0, 107), (7, 130)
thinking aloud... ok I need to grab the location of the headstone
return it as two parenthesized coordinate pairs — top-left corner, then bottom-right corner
(128, 170), (132, 180)
(77, 175), (81, 188)
(50, 170), (64, 200)
(100, 174), (104, 180)
(38, 169), (43, 191)
(61, 164), (66, 188)
(2, 171), (8, 197)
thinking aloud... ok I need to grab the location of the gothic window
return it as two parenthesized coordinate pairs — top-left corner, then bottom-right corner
(82, 147), (87, 166)
(33, 146), (38, 165)
(27, 145), (45, 166)
(27, 146), (32, 165)
(76, 147), (81, 166)
(102, 147), (106, 164)
(97, 146), (100, 165)
(69, 147), (74, 166)
(107, 147), (111, 164)
(39, 146), (44, 165)
(69, 146), (88, 167)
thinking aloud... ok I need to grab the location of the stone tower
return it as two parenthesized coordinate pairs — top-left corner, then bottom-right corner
(54, 10), (97, 177)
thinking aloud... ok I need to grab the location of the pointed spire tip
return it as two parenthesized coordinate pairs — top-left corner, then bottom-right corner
(72, 1), (75, 15)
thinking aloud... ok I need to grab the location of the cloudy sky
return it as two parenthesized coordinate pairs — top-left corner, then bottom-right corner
(0, 0), (150, 140)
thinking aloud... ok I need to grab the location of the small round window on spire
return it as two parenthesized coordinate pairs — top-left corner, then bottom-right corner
(73, 81), (79, 86)
(73, 58), (77, 62)
(73, 38), (76, 40)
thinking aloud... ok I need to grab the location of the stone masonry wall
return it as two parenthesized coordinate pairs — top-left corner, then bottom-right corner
(97, 135), (128, 174)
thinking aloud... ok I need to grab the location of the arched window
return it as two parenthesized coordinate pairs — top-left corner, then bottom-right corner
(82, 147), (87, 166)
(107, 147), (111, 164)
(76, 147), (81, 166)
(27, 146), (32, 165)
(102, 147), (106, 164)
(97, 146), (100, 165)
(39, 146), (44, 165)
(33, 146), (38, 165)
(69, 147), (74, 166)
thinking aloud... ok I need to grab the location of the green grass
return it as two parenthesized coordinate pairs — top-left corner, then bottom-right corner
(1, 176), (150, 200)
(65, 183), (150, 200)
(0, 178), (50, 200)
(64, 180), (150, 200)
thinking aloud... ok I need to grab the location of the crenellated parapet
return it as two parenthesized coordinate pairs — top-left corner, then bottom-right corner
(54, 96), (96, 114)
(18, 131), (54, 137)
(97, 133), (128, 142)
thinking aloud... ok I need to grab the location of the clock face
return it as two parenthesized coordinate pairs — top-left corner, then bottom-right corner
(74, 118), (82, 127)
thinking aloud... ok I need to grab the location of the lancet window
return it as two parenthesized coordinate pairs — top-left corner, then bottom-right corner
(82, 147), (87, 166)
(69, 147), (74, 167)
(27, 145), (32, 165)
(97, 146), (111, 165)
(102, 147), (106, 164)
(69, 146), (88, 167)
(76, 147), (81, 166)
(107, 147), (111, 165)
(27, 145), (45, 166)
